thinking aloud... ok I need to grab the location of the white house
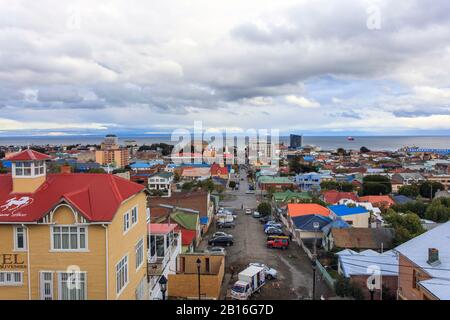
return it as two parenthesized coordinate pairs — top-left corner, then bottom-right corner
(148, 172), (174, 197)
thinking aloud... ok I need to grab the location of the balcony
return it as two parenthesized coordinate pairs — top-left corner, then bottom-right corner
(147, 233), (181, 276)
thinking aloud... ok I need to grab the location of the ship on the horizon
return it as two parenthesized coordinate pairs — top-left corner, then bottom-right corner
(347, 136), (355, 141)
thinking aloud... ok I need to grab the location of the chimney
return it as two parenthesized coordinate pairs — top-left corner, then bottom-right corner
(427, 248), (440, 266)
(60, 165), (72, 174)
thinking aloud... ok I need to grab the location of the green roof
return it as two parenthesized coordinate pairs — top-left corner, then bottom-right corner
(149, 172), (173, 179)
(170, 211), (198, 230)
(258, 176), (293, 184)
(273, 190), (312, 202)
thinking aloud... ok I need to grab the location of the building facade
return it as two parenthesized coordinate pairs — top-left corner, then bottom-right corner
(0, 149), (148, 300)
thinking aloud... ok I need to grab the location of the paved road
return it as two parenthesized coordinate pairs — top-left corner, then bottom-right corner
(200, 167), (331, 300)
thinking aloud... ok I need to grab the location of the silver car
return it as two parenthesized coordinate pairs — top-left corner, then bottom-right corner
(249, 263), (278, 280)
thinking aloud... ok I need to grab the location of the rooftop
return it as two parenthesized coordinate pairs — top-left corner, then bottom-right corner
(287, 203), (330, 218)
(328, 205), (369, 216)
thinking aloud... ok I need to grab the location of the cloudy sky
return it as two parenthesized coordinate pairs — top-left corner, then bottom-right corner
(1, 0), (450, 136)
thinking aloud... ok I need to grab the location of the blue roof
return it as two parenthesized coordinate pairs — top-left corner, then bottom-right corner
(199, 217), (209, 225)
(328, 205), (369, 216)
(393, 195), (414, 204)
(303, 156), (315, 162)
(1, 160), (12, 168)
(291, 214), (332, 231)
(321, 219), (351, 234)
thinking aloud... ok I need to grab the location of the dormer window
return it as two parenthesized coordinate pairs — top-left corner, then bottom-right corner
(15, 162), (32, 176)
(12, 160), (46, 178)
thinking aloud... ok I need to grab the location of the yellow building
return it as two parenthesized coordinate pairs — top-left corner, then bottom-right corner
(0, 149), (148, 300)
(95, 148), (130, 168)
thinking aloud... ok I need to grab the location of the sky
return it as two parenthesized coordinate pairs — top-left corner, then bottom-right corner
(1, 0), (450, 137)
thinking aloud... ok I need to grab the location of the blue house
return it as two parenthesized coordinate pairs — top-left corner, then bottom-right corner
(295, 173), (331, 192)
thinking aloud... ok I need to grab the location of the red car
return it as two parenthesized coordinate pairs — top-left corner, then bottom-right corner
(266, 238), (289, 249)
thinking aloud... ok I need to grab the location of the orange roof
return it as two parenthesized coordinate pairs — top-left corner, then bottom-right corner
(359, 195), (395, 207)
(287, 203), (330, 218)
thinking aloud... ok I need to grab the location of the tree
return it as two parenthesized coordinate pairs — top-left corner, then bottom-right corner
(181, 181), (195, 191)
(360, 146), (371, 153)
(384, 210), (425, 246)
(424, 198), (450, 222)
(336, 148), (346, 156)
(229, 181), (236, 189)
(257, 202), (272, 216)
(173, 171), (181, 183)
(398, 184), (420, 198)
(289, 156), (302, 174)
(391, 200), (428, 218)
(419, 181), (445, 199)
(362, 175), (391, 195)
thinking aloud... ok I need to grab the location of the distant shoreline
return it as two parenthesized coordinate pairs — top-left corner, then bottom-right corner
(0, 135), (449, 151)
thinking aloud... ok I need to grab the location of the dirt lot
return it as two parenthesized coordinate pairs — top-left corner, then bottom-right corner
(199, 190), (332, 300)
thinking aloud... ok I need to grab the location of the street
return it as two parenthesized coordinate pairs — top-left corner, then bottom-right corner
(199, 168), (331, 300)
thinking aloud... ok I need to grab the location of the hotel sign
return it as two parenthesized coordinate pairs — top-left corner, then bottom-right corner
(0, 254), (26, 269)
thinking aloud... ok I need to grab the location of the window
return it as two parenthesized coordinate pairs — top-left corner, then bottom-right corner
(116, 256), (128, 295)
(0, 272), (23, 286)
(58, 271), (86, 300)
(40, 272), (53, 300)
(131, 206), (138, 225)
(15, 162), (32, 176)
(14, 226), (27, 251)
(52, 226), (87, 251)
(34, 161), (45, 175)
(205, 258), (210, 273)
(135, 238), (144, 270)
(123, 212), (130, 233)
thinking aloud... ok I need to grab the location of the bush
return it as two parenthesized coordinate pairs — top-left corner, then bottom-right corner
(334, 276), (365, 300)
(229, 181), (236, 189)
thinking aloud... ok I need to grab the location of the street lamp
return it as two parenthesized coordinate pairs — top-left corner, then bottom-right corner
(196, 258), (202, 300)
(312, 221), (320, 301)
(159, 275), (168, 300)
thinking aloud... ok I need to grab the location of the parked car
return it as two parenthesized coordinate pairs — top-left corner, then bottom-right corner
(264, 222), (283, 230)
(245, 208), (252, 215)
(208, 235), (234, 246)
(213, 231), (233, 238)
(252, 211), (261, 218)
(246, 190), (255, 194)
(266, 237), (289, 250)
(264, 226), (284, 235)
(206, 246), (227, 255)
(259, 216), (272, 224)
(217, 221), (236, 229)
(249, 263), (278, 280)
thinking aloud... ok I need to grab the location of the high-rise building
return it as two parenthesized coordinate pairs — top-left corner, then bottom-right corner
(96, 135), (130, 168)
(290, 134), (303, 149)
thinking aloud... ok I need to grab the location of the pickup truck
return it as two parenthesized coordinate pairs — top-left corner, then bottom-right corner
(231, 266), (265, 300)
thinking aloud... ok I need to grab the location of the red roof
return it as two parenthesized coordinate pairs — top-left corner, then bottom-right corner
(0, 174), (145, 223)
(322, 190), (359, 204)
(211, 163), (228, 175)
(359, 195), (395, 208)
(148, 223), (177, 234)
(6, 149), (51, 161)
(180, 229), (196, 246)
(287, 203), (330, 218)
